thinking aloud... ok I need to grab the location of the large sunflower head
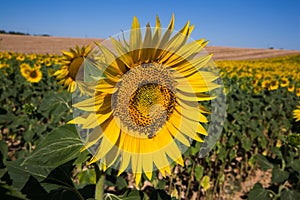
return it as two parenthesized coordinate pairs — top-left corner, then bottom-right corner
(70, 15), (225, 185)
(54, 44), (92, 94)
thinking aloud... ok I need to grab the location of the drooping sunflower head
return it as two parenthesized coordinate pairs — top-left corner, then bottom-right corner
(70, 15), (225, 185)
(54, 44), (92, 94)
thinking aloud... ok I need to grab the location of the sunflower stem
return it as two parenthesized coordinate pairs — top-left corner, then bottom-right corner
(94, 163), (105, 200)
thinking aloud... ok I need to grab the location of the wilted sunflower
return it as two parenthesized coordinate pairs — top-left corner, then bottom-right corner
(71, 15), (220, 184)
(294, 103), (300, 122)
(54, 44), (92, 93)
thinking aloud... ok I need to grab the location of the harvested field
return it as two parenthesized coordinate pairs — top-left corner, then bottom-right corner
(1, 33), (299, 60)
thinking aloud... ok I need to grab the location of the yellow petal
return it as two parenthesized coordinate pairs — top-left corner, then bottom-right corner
(173, 54), (213, 76)
(88, 117), (121, 163)
(82, 113), (101, 129)
(73, 94), (105, 112)
(117, 150), (131, 176)
(197, 123), (208, 136)
(110, 37), (134, 67)
(130, 16), (142, 63)
(166, 121), (190, 147)
(157, 14), (175, 50)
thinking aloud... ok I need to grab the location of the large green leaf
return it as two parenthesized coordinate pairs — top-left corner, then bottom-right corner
(38, 91), (71, 117)
(271, 167), (289, 183)
(290, 159), (300, 173)
(255, 154), (274, 171)
(6, 158), (52, 191)
(22, 124), (83, 168)
(248, 183), (272, 200)
(281, 189), (300, 200)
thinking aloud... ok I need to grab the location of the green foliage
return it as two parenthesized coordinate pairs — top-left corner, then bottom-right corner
(1, 52), (300, 199)
(248, 137), (300, 199)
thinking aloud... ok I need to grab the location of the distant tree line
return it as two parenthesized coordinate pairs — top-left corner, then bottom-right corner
(0, 30), (50, 37)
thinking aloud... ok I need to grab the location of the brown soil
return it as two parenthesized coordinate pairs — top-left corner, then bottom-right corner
(1, 34), (299, 60)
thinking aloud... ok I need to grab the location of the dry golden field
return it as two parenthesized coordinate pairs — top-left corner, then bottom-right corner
(1, 33), (300, 60)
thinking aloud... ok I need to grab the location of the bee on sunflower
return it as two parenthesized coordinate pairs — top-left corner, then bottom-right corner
(70, 15), (223, 185)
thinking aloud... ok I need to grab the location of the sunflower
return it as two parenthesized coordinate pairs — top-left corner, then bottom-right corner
(269, 80), (279, 90)
(288, 84), (295, 92)
(20, 63), (42, 83)
(26, 67), (42, 83)
(20, 63), (32, 77)
(294, 102), (300, 121)
(262, 79), (270, 89)
(54, 44), (92, 94)
(280, 77), (289, 87)
(296, 88), (300, 97)
(70, 15), (220, 184)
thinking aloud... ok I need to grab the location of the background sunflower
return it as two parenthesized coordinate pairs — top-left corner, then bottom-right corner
(20, 63), (42, 83)
(54, 44), (92, 94)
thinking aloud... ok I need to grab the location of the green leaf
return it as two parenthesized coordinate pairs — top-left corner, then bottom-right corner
(288, 134), (300, 147)
(39, 91), (71, 116)
(122, 190), (147, 200)
(0, 140), (8, 165)
(116, 176), (127, 190)
(248, 183), (272, 200)
(255, 154), (274, 171)
(73, 150), (90, 165)
(0, 180), (28, 200)
(290, 160), (300, 173)
(194, 164), (204, 181)
(6, 158), (52, 190)
(241, 137), (251, 151)
(22, 124), (83, 168)
(271, 147), (282, 159)
(271, 167), (289, 183)
(281, 189), (300, 200)
(77, 168), (96, 187)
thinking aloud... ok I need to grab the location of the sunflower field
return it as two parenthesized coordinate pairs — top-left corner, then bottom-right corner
(1, 19), (300, 200)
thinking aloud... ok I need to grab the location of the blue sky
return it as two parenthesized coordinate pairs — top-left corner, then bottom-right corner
(1, 0), (300, 49)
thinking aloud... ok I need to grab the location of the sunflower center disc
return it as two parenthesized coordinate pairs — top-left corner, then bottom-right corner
(129, 83), (176, 127)
(69, 57), (84, 79)
(112, 63), (177, 138)
(30, 70), (38, 78)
